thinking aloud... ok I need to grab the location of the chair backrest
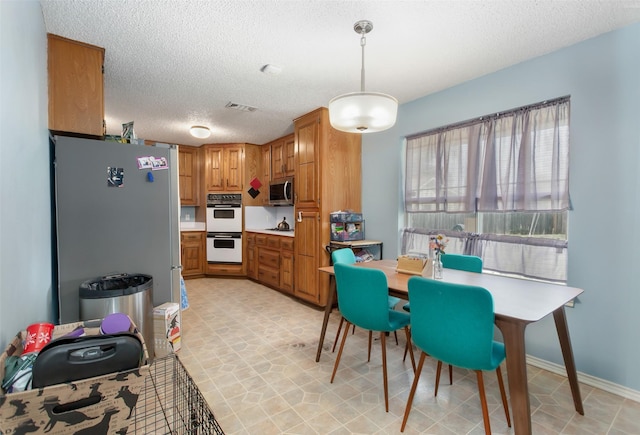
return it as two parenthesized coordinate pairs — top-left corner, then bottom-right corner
(407, 276), (497, 371)
(441, 253), (483, 273)
(331, 247), (356, 265)
(333, 263), (391, 331)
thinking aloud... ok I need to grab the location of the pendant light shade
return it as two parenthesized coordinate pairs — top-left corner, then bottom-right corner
(329, 20), (398, 134)
(329, 92), (398, 133)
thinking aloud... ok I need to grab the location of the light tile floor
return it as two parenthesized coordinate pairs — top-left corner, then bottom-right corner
(177, 278), (640, 434)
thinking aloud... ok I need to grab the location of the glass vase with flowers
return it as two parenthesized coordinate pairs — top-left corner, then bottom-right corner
(429, 234), (448, 279)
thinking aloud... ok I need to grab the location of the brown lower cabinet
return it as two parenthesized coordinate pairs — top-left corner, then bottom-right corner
(181, 231), (205, 278)
(247, 232), (294, 294)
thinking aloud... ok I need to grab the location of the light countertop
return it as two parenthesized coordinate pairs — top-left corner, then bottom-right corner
(180, 222), (206, 231)
(246, 228), (295, 237)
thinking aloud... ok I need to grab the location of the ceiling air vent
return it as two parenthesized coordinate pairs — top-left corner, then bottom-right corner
(225, 102), (257, 112)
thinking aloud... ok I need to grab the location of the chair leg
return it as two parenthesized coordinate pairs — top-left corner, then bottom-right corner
(352, 323), (356, 334)
(332, 316), (344, 353)
(367, 330), (373, 362)
(496, 366), (511, 427)
(401, 352), (427, 432)
(403, 326), (416, 372)
(434, 360), (443, 396)
(330, 320), (352, 383)
(380, 331), (389, 412)
(475, 370), (492, 435)
(402, 326), (411, 362)
(394, 330), (398, 345)
(449, 364), (453, 385)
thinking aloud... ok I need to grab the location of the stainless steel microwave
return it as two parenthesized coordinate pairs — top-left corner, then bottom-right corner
(268, 178), (294, 206)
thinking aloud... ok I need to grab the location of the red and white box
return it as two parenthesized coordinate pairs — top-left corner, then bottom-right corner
(153, 302), (181, 357)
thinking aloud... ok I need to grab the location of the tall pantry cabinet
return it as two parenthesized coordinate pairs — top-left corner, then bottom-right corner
(293, 108), (362, 306)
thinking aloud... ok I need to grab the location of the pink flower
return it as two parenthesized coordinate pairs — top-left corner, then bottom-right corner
(430, 234), (448, 255)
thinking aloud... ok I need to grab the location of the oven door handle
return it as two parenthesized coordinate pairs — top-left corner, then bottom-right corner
(207, 233), (242, 238)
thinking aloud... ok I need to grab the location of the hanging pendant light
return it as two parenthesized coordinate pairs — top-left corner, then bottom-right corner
(329, 20), (398, 133)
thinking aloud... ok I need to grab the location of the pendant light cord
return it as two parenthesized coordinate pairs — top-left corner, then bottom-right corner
(360, 31), (367, 92)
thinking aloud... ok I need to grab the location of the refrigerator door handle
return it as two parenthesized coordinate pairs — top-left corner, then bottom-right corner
(171, 265), (183, 270)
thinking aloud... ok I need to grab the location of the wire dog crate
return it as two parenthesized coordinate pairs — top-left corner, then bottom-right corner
(132, 354), (224, 434)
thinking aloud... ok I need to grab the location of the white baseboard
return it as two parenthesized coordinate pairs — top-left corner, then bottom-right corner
(526, 355), (640, 403)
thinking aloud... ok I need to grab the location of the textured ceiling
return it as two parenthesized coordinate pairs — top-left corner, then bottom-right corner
(40, 0), (640, 146)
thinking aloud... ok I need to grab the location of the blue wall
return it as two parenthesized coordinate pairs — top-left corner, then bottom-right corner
(0, 0), (53, 349)
(363, 24), (640, 391)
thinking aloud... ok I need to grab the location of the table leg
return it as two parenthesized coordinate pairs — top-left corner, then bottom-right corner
(495, 318), (531, 435)
(553, 307), (584, 415)
(315, 275), (336, 362)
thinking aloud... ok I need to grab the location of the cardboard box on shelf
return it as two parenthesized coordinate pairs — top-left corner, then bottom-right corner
(0, 318), (150, 435)
(153, 302), (181, 358)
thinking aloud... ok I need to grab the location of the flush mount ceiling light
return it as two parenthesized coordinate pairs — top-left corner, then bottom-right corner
(329, 20), (398, 134)
(189, 125), (211, 139)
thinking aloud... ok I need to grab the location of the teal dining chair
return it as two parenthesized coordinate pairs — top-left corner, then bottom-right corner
(331, 248), (400, 356)
(400, 277), (511, 434)
(402, 253), (484, 384)
(331, 263), (415, 412)
(441, 253), (483, 273)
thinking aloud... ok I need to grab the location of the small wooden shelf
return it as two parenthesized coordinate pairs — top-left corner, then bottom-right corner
(328, 240), (383, 261)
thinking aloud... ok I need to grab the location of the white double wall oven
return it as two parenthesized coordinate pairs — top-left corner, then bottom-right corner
(206, 193), (242, 264)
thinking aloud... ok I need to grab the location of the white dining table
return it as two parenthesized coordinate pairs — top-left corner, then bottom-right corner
(318, 260), (584, 435)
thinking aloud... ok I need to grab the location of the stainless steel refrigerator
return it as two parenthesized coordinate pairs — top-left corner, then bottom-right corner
(52, 135), (181, 329)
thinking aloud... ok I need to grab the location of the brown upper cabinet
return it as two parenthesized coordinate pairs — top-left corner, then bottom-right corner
(270, 134), (295, 180)
(243, 144), (264, 207)
(47, 34), (105, 137)
(178, 146), (200, 205)
(294, 112), (321, 209)
(203, 144), (243, 192)
(260, 146), (271, 205)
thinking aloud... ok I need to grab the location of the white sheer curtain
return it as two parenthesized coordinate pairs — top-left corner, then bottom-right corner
(477, 101), (570, 211)
(406, 98), (570, 213)
(401, 228), (568, 283)
(403, 97), (570, 283)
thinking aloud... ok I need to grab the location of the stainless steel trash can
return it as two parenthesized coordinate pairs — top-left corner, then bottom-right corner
(79, 273), (154, 359)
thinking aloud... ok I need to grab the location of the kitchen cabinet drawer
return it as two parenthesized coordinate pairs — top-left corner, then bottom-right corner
(266, 237), (281, 249)
(181, 232), (203, 242)
(281, 238), (294, 252)
(255, 234), (268, 246)
(258, 248), (280, 268)
(258, 265), (280, 288)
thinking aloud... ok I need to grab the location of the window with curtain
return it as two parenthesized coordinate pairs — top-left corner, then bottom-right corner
(403, 97), (570, 283)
